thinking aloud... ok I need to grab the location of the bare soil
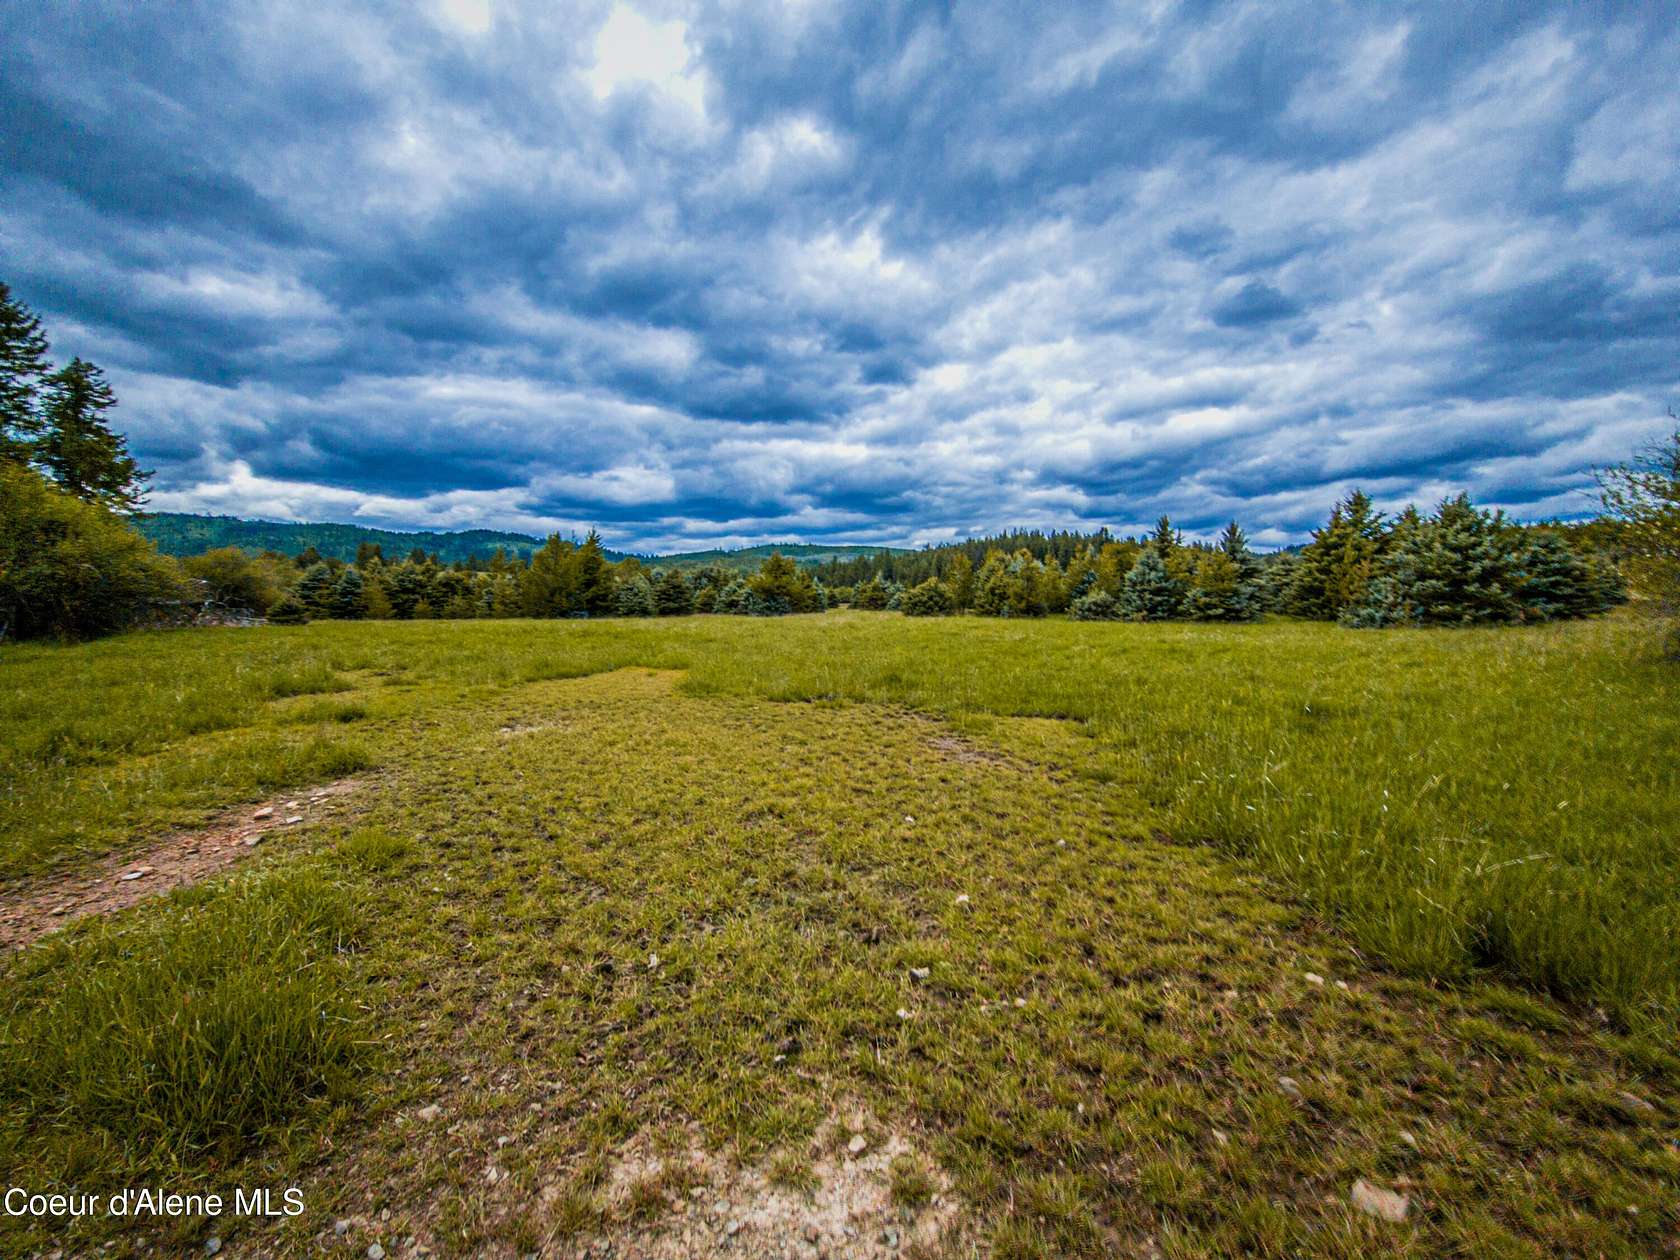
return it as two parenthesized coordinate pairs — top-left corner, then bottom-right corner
(0, 778), (364, 949)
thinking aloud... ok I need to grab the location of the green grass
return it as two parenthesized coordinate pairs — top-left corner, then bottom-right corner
(0, 866), (365, 1172)
(0, 614), (1675, 1257)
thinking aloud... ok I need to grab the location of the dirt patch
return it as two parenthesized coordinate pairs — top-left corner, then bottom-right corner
(568, 1112), (971, 1260)
(925, 733), (1012, 768)
(0, 779), (364, 949)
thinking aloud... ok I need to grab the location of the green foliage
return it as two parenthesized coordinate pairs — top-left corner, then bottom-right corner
(182, 547), (286, 614)
(329, 567), (368, 620)
(653, 568), (693, 616)
(36, 358), (149, 512)
(264, 593), (309, 625)
(615, 572), (656, 617)
(1185, 550), (1255, 621)
(898, 576), (953, 615)
(1120, 547), (1182, 620)
(852, 575), (889, 610)
(0, 464), (185, 641)
(1599, 421), (1680, 652)
(1288, 490), (1386, 619)
(0, 281), (50, 463)
(1069, 588), (1121, 620)
(0, 866), (363, 1160)
(746, 551), (819, 614)
(294, 562), (337, 617)
(1344, 495), (1524, 627)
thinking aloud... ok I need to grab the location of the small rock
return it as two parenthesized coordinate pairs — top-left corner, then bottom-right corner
(1304, 972), (1325, 986)
(1617, 1091), (1655, 1113)
(1397, 1130), (1417, 1149)
(119, 869), (149, 882)
(954, 894), (970, 906)
(253, 806), (274, 820)
(648, 953), (660, 969)
(1013, 997), (1027, 1008)
(909, 967), (930, 981)
(334, 1219), (351, 1236)
(1277, 1076), (1303, 1100)
(1335, 980), (1349, 991)
(903, 815), (915, 824)
(1350, 1178), (1409, 1223)
(415, 1103), (443, 1121)
(497, 1135), (511, 1148)
(847, 1134), (868, 1155)
(284, 815), (304, 825)
(244, 835), (262, 847)
(205, 1239), (222, 1256)
(367, 1246), (386, 1260)
(896, 1008), (912, 1020)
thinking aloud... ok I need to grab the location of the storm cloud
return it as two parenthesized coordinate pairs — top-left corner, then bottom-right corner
(3, 0), (1676, 549)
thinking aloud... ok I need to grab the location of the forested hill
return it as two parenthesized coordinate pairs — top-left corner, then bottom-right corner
(135, 512), (911, 569)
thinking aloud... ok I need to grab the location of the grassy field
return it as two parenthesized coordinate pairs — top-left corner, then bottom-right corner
(1, 613), (1676, 1257)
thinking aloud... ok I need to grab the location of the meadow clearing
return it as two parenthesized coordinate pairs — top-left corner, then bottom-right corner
(1, 611), (1675, 1258)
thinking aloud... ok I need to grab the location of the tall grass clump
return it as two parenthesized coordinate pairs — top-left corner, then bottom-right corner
(0, 867), (365, 1164)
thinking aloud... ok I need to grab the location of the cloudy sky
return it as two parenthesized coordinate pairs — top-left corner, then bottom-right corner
(3, 1), (1676, 551)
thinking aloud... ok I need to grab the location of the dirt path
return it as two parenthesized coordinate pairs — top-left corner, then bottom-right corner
(0, 778), (363, 949)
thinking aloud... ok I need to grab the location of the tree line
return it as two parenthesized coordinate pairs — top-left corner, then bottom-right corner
(2, 277), (1675, 647)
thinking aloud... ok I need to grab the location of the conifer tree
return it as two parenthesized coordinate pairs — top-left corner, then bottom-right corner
(387, 564), (427, 618)
(575, 529), (615, 616)
(37, 358), (149, 511)
(716, 578), (751, 614)
(899, 576), (953, 615)
(330, 568), (367, 619)
(266, 593), (309, 625)
(0, 281), (51, 464)
(615, 572), (656, 616)
(1186, 550), (1253, 621)
(654, 567), (694, 615)
(295, 562), (337, 616)
(1070, 588), (1121, 620)
(1121, 546), (1183, 620)
(945, 552), (975, 610)
(1517, 533), (1603, 620)
(853, 574), (890, 610)
(1344, 494), (1521, 627)
(1288, 490), (1385, 619)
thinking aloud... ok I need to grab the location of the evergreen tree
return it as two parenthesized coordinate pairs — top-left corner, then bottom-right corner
(1288, 490), (1386, 619)
(330, 568), (367, 619)
(853, 574), (890, 610)
(1121, 546), (1183, 620)
(266, 593), (309, 626)
(716, 578), (751, 614)
(0, 281), (51, 464)
(1069, 588), (1121, 620)
(615, 572), (656, 616)
(1217, 521), (1262, 587)
(1256, 549), (1299, 612)
(387, 564), (427, 618)
(654, 568), (693, 615)
(1344, 494), (1521, 627)
(748, 551), (814, 613)
(355, 541), (384, 568)
(1186, 550), (1254, 621)
(899, 576), (952, 615)
(1517, 533), (1603, 621)
(295, 562), (337, 616)
(295, 545), (323, 569)
(575, 529), (615, 616)
(37, 358), (149, 511)
(945, 552), (975, 610)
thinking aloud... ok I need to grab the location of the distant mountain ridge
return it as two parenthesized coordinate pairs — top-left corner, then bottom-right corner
(135, 512), (909, 570)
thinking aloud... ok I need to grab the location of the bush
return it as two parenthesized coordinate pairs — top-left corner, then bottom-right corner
(1069, 589), (1121, 620)
(654, 568), (693, 615)
(182, 546), (286, 614)
(0, 867), (364, 1160)
(899, 577), (952, 616)
(615, 573), (656, 617)
(0, 463), (187, 640)
(265, 593), (310, 625)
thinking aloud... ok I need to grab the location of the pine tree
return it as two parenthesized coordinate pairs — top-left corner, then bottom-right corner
(1069, 588), (1121, 620)
(295, 562), (337, 616)
(1121, 546), (1183, 620)
(387, 565), (427, 618)
(0, 282), (51, 464)
(1345, 494), (1522, 627)
(716, 578), (751, 614)
(576, 529), (615, 616)
(899, 576), (952, 615)
(1288, 490), (1386, 619)
(615, 572), (656, 616)
(266, 593), (309, 625)
(37, 358), (149, 511)
(1186, 550), (1253, 621)
(653, 568), (693, 615)
(1517, 533), (1602, 621)
(330, 568), (367, 619)
(853, 574), (889, 610)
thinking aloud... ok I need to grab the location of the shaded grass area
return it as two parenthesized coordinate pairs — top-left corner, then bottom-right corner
(0, 865), (366, 1180)
(0, 665), (1673, 1258)
(3, 613), (1675, 1034)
